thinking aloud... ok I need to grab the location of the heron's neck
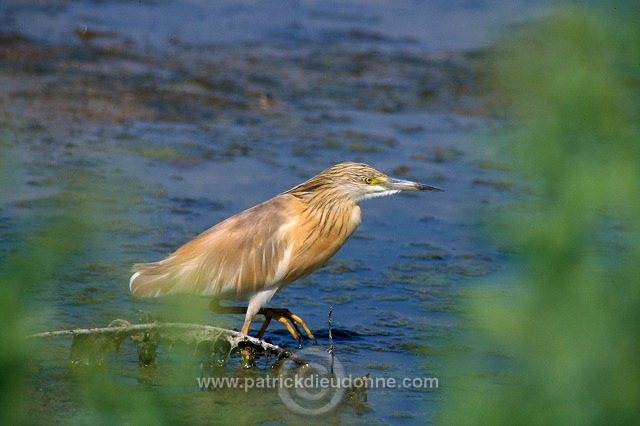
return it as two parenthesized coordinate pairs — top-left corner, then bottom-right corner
(301, 193), (361, 237)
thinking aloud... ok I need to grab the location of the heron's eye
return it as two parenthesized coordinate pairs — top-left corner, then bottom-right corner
(363, 176), (374, 184)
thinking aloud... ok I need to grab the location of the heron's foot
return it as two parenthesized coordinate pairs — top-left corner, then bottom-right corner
(256, 308), (316, 342)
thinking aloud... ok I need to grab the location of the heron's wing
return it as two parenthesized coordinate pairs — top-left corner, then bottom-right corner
(130, 195), (295, 300)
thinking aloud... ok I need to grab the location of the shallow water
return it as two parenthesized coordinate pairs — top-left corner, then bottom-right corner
(1, 0), (547, 423)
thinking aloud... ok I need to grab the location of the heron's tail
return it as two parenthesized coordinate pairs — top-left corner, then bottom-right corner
(129, 260), (176, 298)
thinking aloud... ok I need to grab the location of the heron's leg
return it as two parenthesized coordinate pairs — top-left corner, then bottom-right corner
(255, 316), (272, 339)
(208, 299), (315, 341)
(208, 299), (248, 315)
(255, 313), (306, 343)
(257, 308), (316, 342)
(256, 314), (299, 341)
(208, 299), (253, 333)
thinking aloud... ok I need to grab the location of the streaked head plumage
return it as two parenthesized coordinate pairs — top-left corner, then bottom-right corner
(286, 162), (442, 203)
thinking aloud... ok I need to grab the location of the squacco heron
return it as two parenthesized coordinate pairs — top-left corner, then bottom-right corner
(130, 162), (442, 341)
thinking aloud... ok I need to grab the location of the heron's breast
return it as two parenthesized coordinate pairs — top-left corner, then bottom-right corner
(281, 204), (361, 286)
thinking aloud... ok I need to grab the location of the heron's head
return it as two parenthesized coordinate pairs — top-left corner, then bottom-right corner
(287, 162), (443, 203)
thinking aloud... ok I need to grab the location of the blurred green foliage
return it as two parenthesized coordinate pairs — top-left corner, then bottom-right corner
(0, 171), (78, 422)
(3, 3), (639, 424)
(0, 148), (173, 424)
(444, 4), (640, 424)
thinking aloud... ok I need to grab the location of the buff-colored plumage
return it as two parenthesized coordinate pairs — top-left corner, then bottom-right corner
(130, 162), (442, 339)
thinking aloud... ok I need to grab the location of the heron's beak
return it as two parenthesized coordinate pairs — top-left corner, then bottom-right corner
(380, 177), (444, 192)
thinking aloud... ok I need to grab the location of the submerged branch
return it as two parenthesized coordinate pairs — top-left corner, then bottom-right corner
(28, 321), (306, 366)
